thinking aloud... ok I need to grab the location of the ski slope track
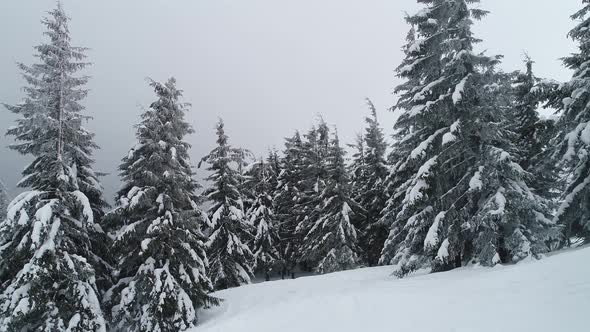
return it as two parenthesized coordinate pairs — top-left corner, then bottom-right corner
(196, 247), (589, 332)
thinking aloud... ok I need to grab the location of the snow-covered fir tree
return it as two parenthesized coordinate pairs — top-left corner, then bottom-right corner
(457, 69), (558, 269)
(545, 2), (590, 244)
(201, 119), (255, 290)
(274, 132), (305, 278)
(246, 159), (281, 281)
(234, 147), (255, 213)
(0, 181), (9, 249)
(512, 57), (557, 172)
(513, 58), (542, 168)
(380, 0), (556, 277)
(295, 120), (331, 270)
(300, 131), (360, 273)
(6, 2), (112, 295)
(511, 58), (559, 204)
(349, 134), (367, 192)
(105, 78), (217, 332)
(242, 150), (279, 226)
(0, 3), (106, 330)
(0, 181), (8, 221)
(265, 149), (281, 196)
(349, 99), (389, 266)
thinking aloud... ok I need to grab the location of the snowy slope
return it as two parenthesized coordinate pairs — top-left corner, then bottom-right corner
(195, 247), (590, 332)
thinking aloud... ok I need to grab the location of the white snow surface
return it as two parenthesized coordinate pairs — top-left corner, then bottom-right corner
(195, 246), (590, 332)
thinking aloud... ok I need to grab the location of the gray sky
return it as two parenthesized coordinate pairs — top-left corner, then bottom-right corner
(0, 0), (580, 200)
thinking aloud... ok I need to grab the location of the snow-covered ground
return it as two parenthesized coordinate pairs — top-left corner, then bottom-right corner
(195, 246), (590, 332)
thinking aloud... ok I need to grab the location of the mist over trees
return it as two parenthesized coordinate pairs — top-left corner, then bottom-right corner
(0, 1), (588, 331)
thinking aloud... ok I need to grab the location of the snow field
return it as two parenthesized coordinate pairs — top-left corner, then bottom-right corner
(196, 246), (590, 332)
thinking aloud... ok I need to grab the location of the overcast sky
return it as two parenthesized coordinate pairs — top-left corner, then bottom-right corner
(0, 0), (581, 200)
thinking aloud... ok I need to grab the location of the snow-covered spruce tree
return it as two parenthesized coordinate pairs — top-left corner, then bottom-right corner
(6, 2), (112, 295)
(0, 3), (106, 330)
(274, 132), (305, 278)
(348, 133), (368, 264)
(451, 69), (558, 270)
(243, 150), (280, 230)
(234, 147), (255, 213)
(0, 181), (9, 247)
(246, 159), (281, 281)
(0, 181), (8, 221)
(511, 58), (559, 204)
(105, 78), (217, 332)
(378, 24), (426, 269)
(350, 99), (389, 266)
(380, 0), (556, 277)
(300, 131), (360, 273)
(349, 134), (367, 193)
(544, 3), (590, 244)
(295, 120), (331, 270)
(201, 119), (255, 290)
(512, 58), (557, 171)
(512, 58), (542, 169)
(266, 149), (281, 196)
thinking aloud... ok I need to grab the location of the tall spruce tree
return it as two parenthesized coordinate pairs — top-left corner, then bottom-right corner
(0, 3), (106, 330)
(350, 99), (389, 266)
(246, 159), (281, 281)
(274, 132), (305, 278)
(6, 1), (111, 295)
(295, 120), (331, 270)
(545, 3), (590, 244)
(0, 181), (7, 221)
(349, 134), (367, 193)
(105, 78), (217, 332)
(0, 181), (9, 251)
(201, 119), (255, 290)
(512, 57), (557, 171)
(234, 147), (255, 213)
(513, 58), (541, 169)
(300, 131), (360, 273)
(266, 149), (281, 195)
(380, 0), (556, 277)
(511, 58), (558, 204)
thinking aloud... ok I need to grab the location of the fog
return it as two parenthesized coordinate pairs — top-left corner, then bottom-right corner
(0, 0), (579, 200)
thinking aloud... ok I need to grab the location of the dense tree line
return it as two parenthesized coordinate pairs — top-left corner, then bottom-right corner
(1, 1), (589, 331)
